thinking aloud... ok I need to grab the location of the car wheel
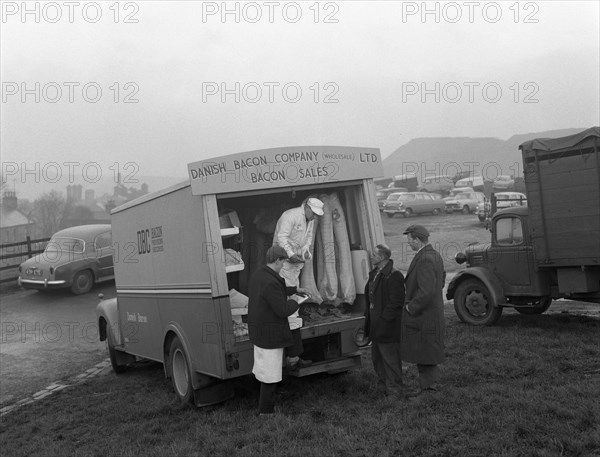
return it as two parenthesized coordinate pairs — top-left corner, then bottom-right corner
(453, 278), (503, 325)
(432, 208), (441, 215)
(107, 328), (128, 374)
(386, 213), (395, 218)
(404, 208), (413, 218)
(478, 215), (486, 222)
(169, 336), (194, 404)
(515, 297), (552, 315)
(70, 270), (93, 295)
(461, 205), (470, 215)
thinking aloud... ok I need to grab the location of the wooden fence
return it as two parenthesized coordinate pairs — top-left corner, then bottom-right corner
(0, 237), (51, 284)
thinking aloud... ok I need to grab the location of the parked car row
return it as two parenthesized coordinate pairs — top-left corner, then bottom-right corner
(378, 187), (527, 220)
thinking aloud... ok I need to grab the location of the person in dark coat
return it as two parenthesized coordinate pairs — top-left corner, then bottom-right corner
(401, 224), (446, 396)
(363, 244), (406, 396)
(247, 246), (303, 414)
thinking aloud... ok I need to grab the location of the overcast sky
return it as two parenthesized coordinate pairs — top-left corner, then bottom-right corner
(1, 1), (599, 198)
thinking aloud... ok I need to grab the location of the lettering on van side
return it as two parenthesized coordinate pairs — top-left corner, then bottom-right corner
(137, 226), (164, 255)
(126, 312), (148, 323)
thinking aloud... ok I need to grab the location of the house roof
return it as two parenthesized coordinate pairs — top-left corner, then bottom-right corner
(0, 207), (31, 229)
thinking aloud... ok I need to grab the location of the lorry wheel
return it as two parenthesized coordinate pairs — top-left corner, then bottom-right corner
(515, 297), (552, 315)
(453, 279), (502, 325)
(169, 337), (194, 404)
(461, 205), (470, 215)
(71, 270), (93, 295)
(107, 330), (127, 374)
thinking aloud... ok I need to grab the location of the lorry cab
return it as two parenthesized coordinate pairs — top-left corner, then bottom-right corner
(448, 206), (552, 325)
(448, 127), (600, 326)
(97, 146), (385, 406)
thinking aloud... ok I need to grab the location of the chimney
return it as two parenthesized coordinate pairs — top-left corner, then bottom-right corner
(85, 189), (95, 207)
(2, 191), (18, 210)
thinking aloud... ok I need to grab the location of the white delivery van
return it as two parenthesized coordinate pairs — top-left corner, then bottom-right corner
(97, 146), (385, 406)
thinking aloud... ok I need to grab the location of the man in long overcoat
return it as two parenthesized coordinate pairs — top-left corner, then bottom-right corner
(401, 224), (446, 396)
(363, 244), (406, 396)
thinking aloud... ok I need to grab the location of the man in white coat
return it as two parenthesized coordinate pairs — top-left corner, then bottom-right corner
(273, 197), (324, 369)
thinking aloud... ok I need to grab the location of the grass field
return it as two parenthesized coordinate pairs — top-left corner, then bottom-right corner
(1, 214), (599, 456)
(1, 307), (599, 456)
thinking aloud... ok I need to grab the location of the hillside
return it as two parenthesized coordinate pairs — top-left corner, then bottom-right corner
(382, 128), (587, 181)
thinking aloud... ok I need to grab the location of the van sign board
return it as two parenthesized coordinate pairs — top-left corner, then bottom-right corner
(187, 146), (383, 195)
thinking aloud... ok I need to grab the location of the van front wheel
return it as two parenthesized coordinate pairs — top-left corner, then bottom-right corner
(169, 337), (194, 404)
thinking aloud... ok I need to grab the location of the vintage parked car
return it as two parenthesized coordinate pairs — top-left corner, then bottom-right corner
(445, 186), (474, 198)
(382, 192), (446, 218)
(455, 175), (486, 191)
(419, 174), (454, 195)
(18, 224), (113, 294)
(492, 175), (515, 190)
(477, 192), (527, 222)
(444, 191), (486, 214)
(376, 187), (408, 210)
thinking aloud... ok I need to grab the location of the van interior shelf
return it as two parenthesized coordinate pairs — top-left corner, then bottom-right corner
(220, 227), (240, 238)
(225, 262), (245, 273)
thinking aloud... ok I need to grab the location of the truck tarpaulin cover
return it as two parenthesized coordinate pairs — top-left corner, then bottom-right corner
(519, 127), (600, 153)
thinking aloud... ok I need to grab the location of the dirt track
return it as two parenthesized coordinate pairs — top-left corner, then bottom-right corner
(0, 283), (116, 405)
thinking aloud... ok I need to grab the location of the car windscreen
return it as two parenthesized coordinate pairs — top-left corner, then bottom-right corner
(45, 237), (85, 254)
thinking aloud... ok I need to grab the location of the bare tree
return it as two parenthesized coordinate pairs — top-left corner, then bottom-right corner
(62, 203), (95, 227)
(32, 190), (66, 237)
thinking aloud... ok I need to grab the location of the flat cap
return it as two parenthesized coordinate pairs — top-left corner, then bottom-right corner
(266, 245), (289, 262)
(403, 224), (430, 238)
(306, 197), (324, 216)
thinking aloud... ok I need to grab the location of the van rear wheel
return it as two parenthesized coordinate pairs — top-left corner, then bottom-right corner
(454, 278), (502, 325)
(107, 330), (127, 374)
(169, 336), (194, 404)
